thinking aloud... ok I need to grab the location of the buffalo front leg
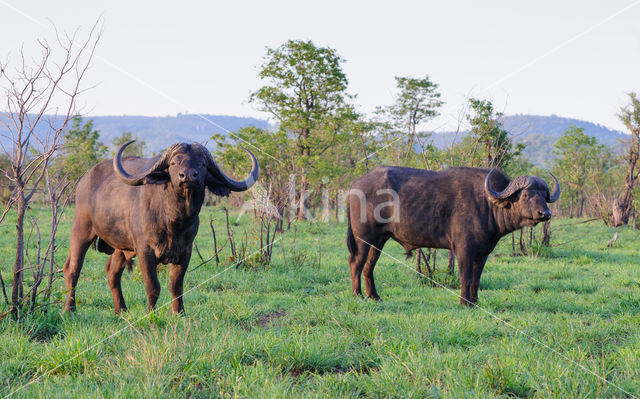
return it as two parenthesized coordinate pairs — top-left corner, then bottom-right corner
(105, 251), (129, 314)
(456, 249), (476, 307)
(138, 252), (161, 311)
(169, 256), (190, 314)
(63, 221), (95, 312)
(470, 254), (488, 305)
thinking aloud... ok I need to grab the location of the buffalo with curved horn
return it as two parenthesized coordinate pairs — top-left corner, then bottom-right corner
(64, 141), (258, 313)
(346, 166), (560, 306)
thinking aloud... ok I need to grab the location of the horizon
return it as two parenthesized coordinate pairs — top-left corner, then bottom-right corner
(1, 1), (639, 133)
(53, 112), (630, 135)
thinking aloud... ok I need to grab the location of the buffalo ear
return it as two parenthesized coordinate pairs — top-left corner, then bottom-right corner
(143, 171), (170, 185)
(487, 196), (511, 208)
(206, 175), (231, 197)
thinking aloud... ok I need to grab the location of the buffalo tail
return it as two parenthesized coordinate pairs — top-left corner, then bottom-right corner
(346, 203), (357, 257)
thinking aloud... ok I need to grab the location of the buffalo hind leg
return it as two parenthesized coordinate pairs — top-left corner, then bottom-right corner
(105, 251), (129, 314)
(349, 240), (372, 297)
(138, 252), (161, 311)
(362, 237), (388, 300)
(63, 220), (95, 311)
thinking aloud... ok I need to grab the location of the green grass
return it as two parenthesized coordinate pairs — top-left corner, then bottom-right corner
(1, 207), (640, 398)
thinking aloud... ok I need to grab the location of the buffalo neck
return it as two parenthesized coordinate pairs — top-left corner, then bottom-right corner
(490, 203), (522, 237)
(161, 184), (205, 229)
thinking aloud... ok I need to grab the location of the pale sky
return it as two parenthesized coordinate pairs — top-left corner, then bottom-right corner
(1, 0), (638, 132)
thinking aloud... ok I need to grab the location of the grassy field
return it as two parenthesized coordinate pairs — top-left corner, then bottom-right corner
(1, 206), (639, 398)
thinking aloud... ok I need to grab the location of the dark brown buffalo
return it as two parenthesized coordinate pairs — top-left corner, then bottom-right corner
(63, 141), (258, 314)
(346, 166), (560, 306)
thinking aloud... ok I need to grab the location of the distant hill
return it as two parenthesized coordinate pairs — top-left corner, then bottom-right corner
(0, 113), (271, 155)
(430, 114), (629, 168)
(0, 113), (627, 167)
(87, 114), (272, 154)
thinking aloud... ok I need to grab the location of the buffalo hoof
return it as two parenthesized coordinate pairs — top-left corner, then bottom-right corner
(459, 297), (474, 306)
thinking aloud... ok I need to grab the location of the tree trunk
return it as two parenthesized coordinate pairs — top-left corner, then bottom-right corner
(447, 251), (455, 275)
(542, 220), (551, 246)
(296, 177), (310, 220)
(611, 199), (627, 227)
(432, 249), (437, 272)
(569, 192), (574, 218)
(11, 191), (25, 316)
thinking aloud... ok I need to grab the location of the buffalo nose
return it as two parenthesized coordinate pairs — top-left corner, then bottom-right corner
(538, 209), (551, 220)
(179, 170), (199, 182)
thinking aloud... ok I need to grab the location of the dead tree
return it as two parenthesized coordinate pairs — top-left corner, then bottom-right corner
(612, 92), (640, 226)
(0, 23), (101, 316)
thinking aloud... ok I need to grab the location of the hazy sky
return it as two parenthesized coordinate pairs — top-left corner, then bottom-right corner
(1, 0), (639, 132)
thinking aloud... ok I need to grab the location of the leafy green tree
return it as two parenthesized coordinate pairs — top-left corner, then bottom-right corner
(250, 40), (357, 219)
(59, 116), (108, 182)
(213, 126), (292, 215)
(111, 132), (147, 158)
(552, 126), (611, 217)
(375, 75), (443, 166)
(465, 98), (525, 171)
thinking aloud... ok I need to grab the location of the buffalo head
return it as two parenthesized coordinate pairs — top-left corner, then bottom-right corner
(113, 140), (259, 197)
(485, 168), (560, 226)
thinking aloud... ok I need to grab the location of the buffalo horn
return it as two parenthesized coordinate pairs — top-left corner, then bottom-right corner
(547, 173), (561, 203)
(114, 140), (147, 186)
(113, 140), (178, 186)
(484, 168), (533, 200)
(205, 146), (259, 191)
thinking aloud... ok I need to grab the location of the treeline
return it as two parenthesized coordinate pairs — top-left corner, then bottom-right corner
(2, 40), (636, 229)
(0, 117), (148, 202)
(214, 40), (640, 227)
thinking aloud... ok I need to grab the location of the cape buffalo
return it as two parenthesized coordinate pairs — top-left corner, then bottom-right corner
(346, 166), (560, 306)
(63, 141), (259, 314)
